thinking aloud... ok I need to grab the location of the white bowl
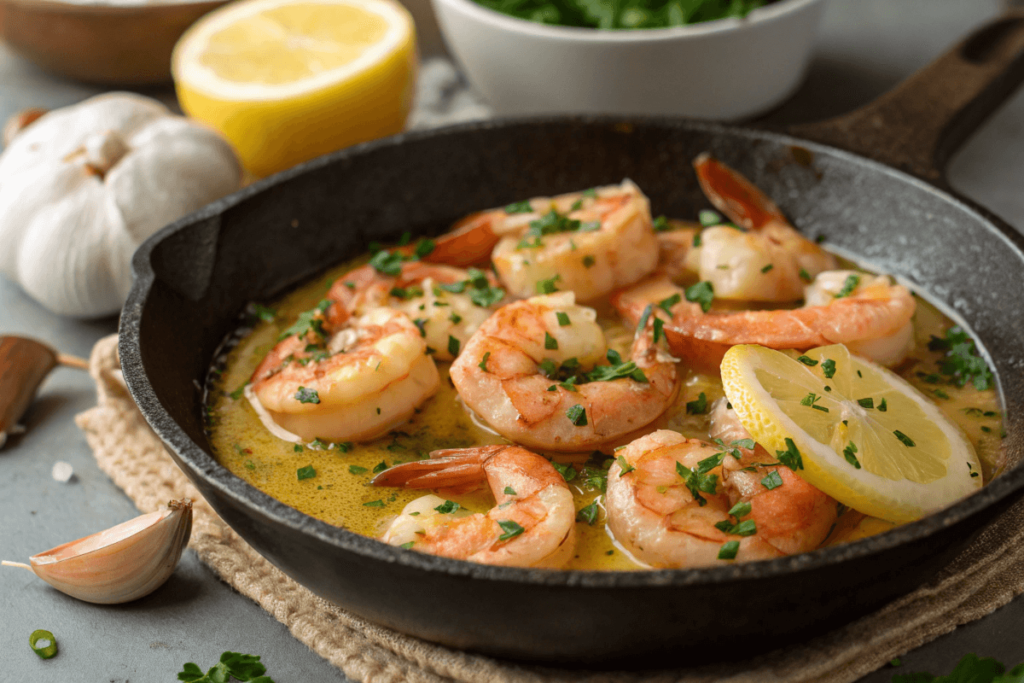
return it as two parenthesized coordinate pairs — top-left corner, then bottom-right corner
(431, 0), (825, 118)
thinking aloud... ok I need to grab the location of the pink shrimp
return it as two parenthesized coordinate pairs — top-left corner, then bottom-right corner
(611, 270), (915, 373)
(374, 445), (576, 568)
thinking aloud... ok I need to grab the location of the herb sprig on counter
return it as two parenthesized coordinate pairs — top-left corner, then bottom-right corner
(891, 653), (1024, 682)
(470, 0), (773, 30)
(178, 651), (275, 682)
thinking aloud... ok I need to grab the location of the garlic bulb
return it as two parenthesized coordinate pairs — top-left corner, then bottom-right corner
(2, 499), (192, 604)
(0, 93), (241, 317)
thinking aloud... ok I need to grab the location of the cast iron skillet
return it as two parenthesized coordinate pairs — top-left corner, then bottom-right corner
(121, 13), (1024, 667)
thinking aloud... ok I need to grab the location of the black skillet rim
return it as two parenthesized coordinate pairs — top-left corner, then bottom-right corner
(120, 114), (1024, 588)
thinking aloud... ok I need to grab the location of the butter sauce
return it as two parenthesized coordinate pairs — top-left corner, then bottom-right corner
(205, 256), (1004, 571)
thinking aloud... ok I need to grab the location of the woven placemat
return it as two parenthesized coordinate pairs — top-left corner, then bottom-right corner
(75, 334), (1024, 683)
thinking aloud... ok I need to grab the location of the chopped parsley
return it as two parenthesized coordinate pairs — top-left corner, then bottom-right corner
(577, 500), (599, 525)
(800, 392), (829, 412)
(556, 312), (571, 326)
(368, 249), (404, 276)
(412, 318), (427, 337)
(582, 255), (596, 268)
(372, 461), (389, 474)
(653, 317), (665, 343)
(760, 263), (774, 274)
(363, 500), (385, 508)
(434, 500), (461, 514)
(775, 438), (804, 470)
(693, 232), (702, 247)
(348, 465), (368, 475)
(894, 430), (916, 447)
(659, 293), (682, 314)
(505, 199), (533, 213)
(478, 351), (491, 372)
(843, 442), (861, 469)
(698, 209), (723, 227)
(652, 215), (671, 232)
(685, 281), (715, 313)
(686, 392), (708, 415)
(536, 274), (561, 294)
(879, 398), (888, 412)
(616, 454), (635, 476)
(544, 331), (559, 350)
(761, 470), (783, 490)
(927, 326), (994, 391)
(834, 274), (861, 298)
(294, 387), (320, 404)
(552, 461), (577, 482)
(566, 404), (588, 426)
(448, 335), (461, 357)
(229, 383), (247, 400)
(718, 540), (740, 560)
(676, 461), (718, 506)
(504, 486), (517, 496)
(857, 397), (875, 409)
(796, 355), (818, 366)
(585, 349), (648, 383)
(821, 359), (836, 379)
(253, 303), (277, 322)
(798, 268), (812, 283)
(296, 465), (316, 481)
(497, 520), (525, 541)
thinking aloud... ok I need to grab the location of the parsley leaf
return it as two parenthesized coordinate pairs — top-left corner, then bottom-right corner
(178, 651), (275, 682)
(544, 331), (559, 350)
(821, 358), (836, 379)
(566, 404), (588, 426)
(843, 442), (861, 469)
(927, 326), (994, 391)
(761, 470), (783, 490)
(369, 249), (404, 276)
(890, 653), (1017, 683)
(505, 200), (533, 214)
(497, 519), (525, 541)
(448, 335), (461, 357)
(253, 304), (277, 322)
(552, 461), (577, 482)
(536, 274), (561, 294)
(894, 430), (916, 447)
(577, 500), (599, 525)
(616, 454), (635, 476)
(297, 465), (316, 481)
(478, 351), (491, 372)
(556, 311), (571, 326)
(718, 540), (740, 560)
(686, 392), (708, 415)
(676, 461), (718, 506)
(685, 281), (715, 312)
(652, 215), (671, 232)
(348, 465), (368, 475)
(434, 500), (461, 514)
(834, 274), (861, 298)
(796, 355), (818, 366)
(294, 387), (320, 404)
(775, 438), (804, 471)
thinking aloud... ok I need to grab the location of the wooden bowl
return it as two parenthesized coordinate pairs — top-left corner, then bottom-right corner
(0, 0), (227, 85)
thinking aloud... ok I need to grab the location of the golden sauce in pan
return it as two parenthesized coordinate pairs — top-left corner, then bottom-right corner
(204, 255), (1004, 571)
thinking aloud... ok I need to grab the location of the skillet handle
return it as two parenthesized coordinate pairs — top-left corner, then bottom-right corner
(788, 10), (1024, 184)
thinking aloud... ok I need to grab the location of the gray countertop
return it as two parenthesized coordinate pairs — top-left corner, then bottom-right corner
(2, 0), (1023, 679)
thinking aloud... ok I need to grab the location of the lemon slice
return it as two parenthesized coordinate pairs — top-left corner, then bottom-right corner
(721, 344), (982, 523)
(173, 0), (416, 177)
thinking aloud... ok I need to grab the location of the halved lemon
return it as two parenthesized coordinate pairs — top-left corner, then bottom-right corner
(720, 344), (982, 523)
(173, 0), (416, 177)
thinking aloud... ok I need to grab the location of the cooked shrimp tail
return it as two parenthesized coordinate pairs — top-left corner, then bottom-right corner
(694, 152), (788, 230)
(371, 447), (490, 489)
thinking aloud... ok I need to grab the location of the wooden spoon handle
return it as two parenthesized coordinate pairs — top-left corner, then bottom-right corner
(0, 336), (59, 447)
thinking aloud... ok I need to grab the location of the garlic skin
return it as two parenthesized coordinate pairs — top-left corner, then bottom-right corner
(4, 499), (193, 604)
(0, 93), (241, 317)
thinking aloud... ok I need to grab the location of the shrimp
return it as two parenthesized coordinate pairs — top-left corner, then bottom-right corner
(249, 303), (439, 443)
(605, 430), (784, 567)
(374, 445), (575, 568)
(654, 219), (702, 282)
(708, 399), (838, 556)
(687, 154), (837, 301)
(418, 182), (659, 303)
(450, 291), (679, 453)
(326, 261), (505, 361)
(611, 270), (916, 373)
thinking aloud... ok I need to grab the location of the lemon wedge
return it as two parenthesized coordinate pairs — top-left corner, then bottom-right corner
(720, 344), (982, 523)
(173, 0), (416, 177)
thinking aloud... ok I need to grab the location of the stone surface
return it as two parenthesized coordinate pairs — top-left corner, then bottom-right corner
(2, 0), (1023, 679)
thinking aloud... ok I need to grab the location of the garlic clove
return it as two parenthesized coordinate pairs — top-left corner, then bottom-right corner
(3, 499), (192, 604)
(2, 107), (47, 147)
